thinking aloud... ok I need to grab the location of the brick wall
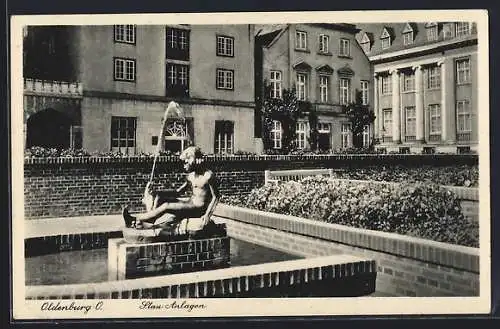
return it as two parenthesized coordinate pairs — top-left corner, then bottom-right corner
(214, 204), (480, 297)
(24, 154), (478, 219)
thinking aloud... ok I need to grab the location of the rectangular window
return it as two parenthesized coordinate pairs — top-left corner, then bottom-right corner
(429, 104), (442, 134)
(166, 27), (190, 60)
(339, 78), (350, 105)
(381, 37), (390, 49)
(339, 38), (350, 56)
(403, 32), (414, 45)
(443, 24), (454, 39)
(456, 58), (471, 84)
(382, 75), (392, 94)
(295, 31), (307, 50)
(427, 25), (438, 41)
(114, 25), (136, 44)
(361, 80), (369, 105)
(111, 116), (136, 154)
(383, 109), (392, 136)
(216, 69), (234, 90)
(271, 120), (282, 149)
(296, 73), (307, 100)
(456, 100), (471, 132)
(270, 71), (282, 99)
(428, 66), (441, 89)
(214, 120), (234, 154)
(405, 106), (416, 137)
(319, 34), (329, 53)
(455, 22), (470, 37)
(362, 125), (370, 148)
(216, 35), (234, 57)
(166, 63), (190, 97)
(296, 122), (308, 149)
(403, 72), (415, 92)
(317, 122), (331, 151)
(341, 123), (352, 149)
(319, 75), (329, 103)
(114, 58), (136, 82)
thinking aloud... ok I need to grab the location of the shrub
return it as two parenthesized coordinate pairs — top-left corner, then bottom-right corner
(223, 176), (478, 247)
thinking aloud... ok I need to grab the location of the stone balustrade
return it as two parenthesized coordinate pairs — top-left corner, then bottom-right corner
(23, 78), (83, 97)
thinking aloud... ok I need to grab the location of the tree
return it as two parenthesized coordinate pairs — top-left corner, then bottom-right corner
(342, 89), (376, 149)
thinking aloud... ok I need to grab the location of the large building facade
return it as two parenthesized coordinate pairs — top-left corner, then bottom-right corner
(356, 22), (478, 153)
(255, 24), (373, 151)
(23, 24), (256, 155)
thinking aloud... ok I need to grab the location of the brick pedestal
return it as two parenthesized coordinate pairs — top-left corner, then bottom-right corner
(108, 237), (231, 280)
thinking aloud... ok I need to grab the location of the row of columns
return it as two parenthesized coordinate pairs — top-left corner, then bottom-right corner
(373, 61), (448, 144)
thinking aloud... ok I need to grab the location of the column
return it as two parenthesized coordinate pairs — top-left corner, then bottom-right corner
(438, 60), (454, 143)
(390, 68), (401, 143)
(413, 65), (425, 143)
(373, 73), (379, 140)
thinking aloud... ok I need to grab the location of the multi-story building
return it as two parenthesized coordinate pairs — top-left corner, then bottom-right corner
(254, 23), (373, 151)
(356, 22), (478, 153)
(23, 24), (256, 155)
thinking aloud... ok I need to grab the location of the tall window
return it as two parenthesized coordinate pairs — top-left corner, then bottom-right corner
(381, 37), (391, 49)
(405, 106), (416, 137)
(403, 72), (415, 92)
(114, 25), (136, 44)
(111, 116), (136, 154)
(429, 104), (442, 135)
(166, 63), (189, 97)
(296, 73), (307, 100)
(319, 75), (329, 103)
(216, 69), (234, 90)
(428, 66), (441, 89)
(295, 31), (307, 50)
(456, 100), (471, 132)
(455, 22), (470, 37)
(361, 80), (369, 105)
(339, 78), (350, 105)
(341, 123), (352, 149)
(339, 38), (350, 56)
(166, 27), (190, 60)
(114, 58), (136, 82)
(382, 75), (392, 94)
(270, 71), (282, 98)
(382, 109), (393, 136)
(216, 35), (234, 57)
(319, 34), (329, 53)
(456, 58), (471, 84)
(296, 122), (308, 149)
(426, 25), (439, 41)
(271, 120), (282, 149)
(362, 125), (370, 148)
(403, 32), (414, 45)
(214, 121), (234, 154)
(317, 122), (331, 151)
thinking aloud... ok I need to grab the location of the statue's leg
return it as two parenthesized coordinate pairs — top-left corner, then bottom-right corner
(123, 201), (203, 225)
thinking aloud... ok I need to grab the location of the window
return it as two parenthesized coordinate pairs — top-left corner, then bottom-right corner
(319, 75), (329, 103)
(166, 27), (190, 60)
(339, 78), (350, 105)
(443, 24), (454, 39)
(405, 106), (416, 137)
(114, 58), (136, 82)
(429, 104), (441, 134)
(317, 122), (331, 151)
(362, 125), (370, 148)
(271, 120), (282, 149)
(361, 81), (369, 105)
(70, 125), (82, 149)
(114, 25), (136, 44)
(382, 75), (392, 94)
(296, 73), (307, 100)
(319, 34), (329, 53)
(381, 37), (391, 49)
(111, 117), (136, 154)
(339, 38), (350, 56)
(214, 121), (234, 154)
(428, 66), (441, 89)
(426, 25), (439, 41)
(216, 69), (234, 90)
(403, 32), (414, 45)
(403, 72), (415, 92)
(164, 119), (191, 153)
(166, 63), (190, 97)
(341, 123), (352, 149)
(270, 71), (282, 98)
(296, 122), (308, 149)
(456, 58), (471, 84)
(217, 35), (234, 57)
(456, 100), (471, 132)
(382, 109), (392, 136)
(455, 22), (470, 37)
(295, 31), (307, 50)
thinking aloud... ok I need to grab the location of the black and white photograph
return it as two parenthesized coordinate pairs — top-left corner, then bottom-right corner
(11, 10), (490, 319)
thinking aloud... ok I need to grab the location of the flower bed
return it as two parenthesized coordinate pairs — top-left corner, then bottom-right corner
(221, 176), (479, 248)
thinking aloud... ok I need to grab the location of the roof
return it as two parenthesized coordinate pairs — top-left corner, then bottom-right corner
(255, 27), (286, 48)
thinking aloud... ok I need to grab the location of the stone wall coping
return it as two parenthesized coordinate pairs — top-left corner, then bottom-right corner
(25, 253), (372, 298)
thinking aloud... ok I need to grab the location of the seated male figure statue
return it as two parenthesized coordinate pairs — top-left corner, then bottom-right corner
(122, 146), (220, 235)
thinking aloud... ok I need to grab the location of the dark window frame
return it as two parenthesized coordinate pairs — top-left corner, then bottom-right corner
(216, 34), (235, 57)
(113, 57), (136, 82)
